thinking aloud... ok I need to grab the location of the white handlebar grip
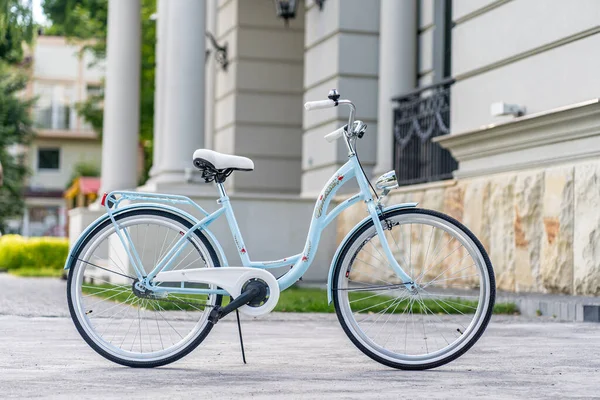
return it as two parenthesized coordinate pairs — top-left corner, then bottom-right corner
(324, 126), (346, 143)
(304, 99), (336, 111)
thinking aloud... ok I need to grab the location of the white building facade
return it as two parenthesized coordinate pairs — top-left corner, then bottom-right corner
(15, 36), (103, 237)
(71, 0), (600, 295)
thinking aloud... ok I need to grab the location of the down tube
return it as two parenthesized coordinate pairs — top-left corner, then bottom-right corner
(277, 159), (358, 290)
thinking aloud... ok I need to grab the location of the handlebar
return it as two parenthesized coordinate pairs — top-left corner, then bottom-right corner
(324, 125), (347, 143)
(304, 91), (358, 151)
(304, 99), (337, 111)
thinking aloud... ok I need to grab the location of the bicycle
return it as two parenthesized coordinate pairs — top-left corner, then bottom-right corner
(65, 89), (495, 370)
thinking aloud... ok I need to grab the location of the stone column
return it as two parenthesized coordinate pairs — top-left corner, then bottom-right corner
(302, 0), (379, 196)
(213, 0), (304, 194)
(204, 0), (217, 150)
(373, 0), (417, 177)
(149, 0), (167, 177)
(146, 0), (206, 189)
(99, 0), (141, 193)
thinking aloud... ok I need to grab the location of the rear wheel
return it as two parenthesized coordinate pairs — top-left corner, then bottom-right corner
(332, 208), (495, 370)
(67, 208), (222, 368)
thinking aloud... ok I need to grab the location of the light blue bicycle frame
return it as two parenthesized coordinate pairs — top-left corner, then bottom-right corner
(95, 153), (413, 297)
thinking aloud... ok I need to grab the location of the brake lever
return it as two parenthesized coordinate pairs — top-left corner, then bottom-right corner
(352, 121), (367, 138)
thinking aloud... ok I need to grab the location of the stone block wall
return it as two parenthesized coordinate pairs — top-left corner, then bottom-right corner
(337, 160), (600, 296)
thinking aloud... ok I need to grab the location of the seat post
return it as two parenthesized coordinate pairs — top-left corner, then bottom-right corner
(216, 182), (228, 200)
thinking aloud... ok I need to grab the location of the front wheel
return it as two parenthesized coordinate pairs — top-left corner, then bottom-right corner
(332, 208), (495, 370)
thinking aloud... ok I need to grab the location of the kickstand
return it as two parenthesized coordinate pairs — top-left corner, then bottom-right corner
(235, 309), (247, 364)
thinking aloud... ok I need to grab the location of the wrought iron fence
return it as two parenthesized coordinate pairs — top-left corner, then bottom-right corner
(392, 78), (457, 186)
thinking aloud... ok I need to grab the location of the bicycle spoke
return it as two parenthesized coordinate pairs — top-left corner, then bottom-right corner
(382, 296), (413, 347)
(349, 263), (396, 285)
(422, 263), (477, 289)
(71, 212), (221, 365)
(335, 211), (493, 366)
(78, 258), (136, 280)
(415, 242), (465, 284)
(99, 292), (136, 337)
(107, 240), (130, 277)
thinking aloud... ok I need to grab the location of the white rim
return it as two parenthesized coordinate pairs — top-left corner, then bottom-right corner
(70, 213), (218, 363)
(336, 212), (491, 366)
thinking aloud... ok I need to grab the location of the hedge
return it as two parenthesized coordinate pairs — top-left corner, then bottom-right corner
(0, 234), (69, 272)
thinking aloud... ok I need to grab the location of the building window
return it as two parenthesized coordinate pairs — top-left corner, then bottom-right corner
(38, 148), (60, 170)
(33, 83), (76, 131)
(86, 84), (103, 98)
(392, 0), (455, 186)
(392, 80), (457, 186)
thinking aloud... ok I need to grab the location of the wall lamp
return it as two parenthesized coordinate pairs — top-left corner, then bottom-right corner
(274, 0), (325, 26)
(205, 32), (228, 72)
(149, 13), (228, 72)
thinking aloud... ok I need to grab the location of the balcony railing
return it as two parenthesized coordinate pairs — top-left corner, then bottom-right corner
(33, 106), (74, 131)
(392, 78), (457, 186)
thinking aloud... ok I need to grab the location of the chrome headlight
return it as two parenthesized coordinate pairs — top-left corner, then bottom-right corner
(375, 170), (399, 191)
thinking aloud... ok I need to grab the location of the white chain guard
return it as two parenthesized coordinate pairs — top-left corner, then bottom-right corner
(154, 267), (280, 317)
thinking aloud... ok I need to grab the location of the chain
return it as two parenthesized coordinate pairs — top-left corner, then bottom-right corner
(140, 293), (219, 311)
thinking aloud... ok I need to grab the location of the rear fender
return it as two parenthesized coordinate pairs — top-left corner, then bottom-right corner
(64, 204), (228, 269)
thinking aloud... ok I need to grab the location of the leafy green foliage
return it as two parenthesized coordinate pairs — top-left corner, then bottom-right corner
(0, 1), (35, 231)
(139, 0), (156, 183)
(42, 0), (107, 59)
(0, 0), (34, 64)
(0, 63), (35, 232)
(74, 87), (104, 134)
(0, 234), (69, 273)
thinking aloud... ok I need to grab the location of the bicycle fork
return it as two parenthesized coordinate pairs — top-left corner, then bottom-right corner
(366, 200), (416, 290)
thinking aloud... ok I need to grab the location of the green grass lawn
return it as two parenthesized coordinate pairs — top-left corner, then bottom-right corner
(81, 283), (518, 314)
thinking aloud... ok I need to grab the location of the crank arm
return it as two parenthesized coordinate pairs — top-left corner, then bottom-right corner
(208, 284), (261, 324)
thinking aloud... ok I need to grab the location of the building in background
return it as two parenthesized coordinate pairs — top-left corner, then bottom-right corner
(14, 35), (104, 237)
(70, 0), (600, 296)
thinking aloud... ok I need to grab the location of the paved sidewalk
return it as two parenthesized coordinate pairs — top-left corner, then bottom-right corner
(0, 274), (68, 317)
(1, 274), (599, 399)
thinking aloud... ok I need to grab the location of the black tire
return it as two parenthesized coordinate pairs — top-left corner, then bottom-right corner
(67, 208), (222, 368)
(332, 208), (495, 370)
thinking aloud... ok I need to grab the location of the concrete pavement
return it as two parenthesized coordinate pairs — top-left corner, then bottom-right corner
(0, 274), (599, 399)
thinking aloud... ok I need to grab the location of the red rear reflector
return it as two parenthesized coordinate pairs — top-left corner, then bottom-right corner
(100, 192), (108, 206)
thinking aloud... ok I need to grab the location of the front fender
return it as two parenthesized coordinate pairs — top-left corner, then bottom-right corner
(64, 203), (228, 269)
(326, 202), (418, 303)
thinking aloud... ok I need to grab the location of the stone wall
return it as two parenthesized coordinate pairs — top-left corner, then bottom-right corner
(337, 160), (600, 296)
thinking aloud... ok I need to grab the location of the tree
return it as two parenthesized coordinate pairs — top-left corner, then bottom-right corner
(0, 0), (34, 64)
(0, 1), (35, 232)
(42, 0), (156, 183)
(42, 0), (107, 60)
(0, 64), (35, 233)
